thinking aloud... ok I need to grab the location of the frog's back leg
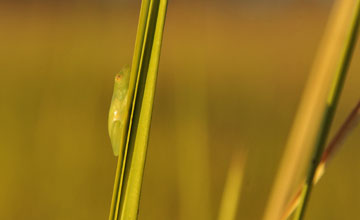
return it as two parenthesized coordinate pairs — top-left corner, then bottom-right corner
(110, 120), (126, 158)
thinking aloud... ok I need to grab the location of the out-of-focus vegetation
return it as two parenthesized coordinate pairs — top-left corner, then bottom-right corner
(264, 1), (360, 219)
(0, 1), (359, 220)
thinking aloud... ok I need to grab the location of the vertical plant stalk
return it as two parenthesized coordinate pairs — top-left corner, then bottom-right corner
(118, 1), (168, 219)
(109, 1), (151, 218)
(109, 0), (168, 219)
(281, 100), (360, 220)
(263, 1), (360, 220)
(217, 149), (247, 220)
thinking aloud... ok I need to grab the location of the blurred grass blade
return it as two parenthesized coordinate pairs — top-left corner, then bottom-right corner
(108, 0), (168, 219)
(263, 1), (360, 220)
(217, 149), (247, 220)
(281, 100), (360, 220)
(314, 99), (360, 182)
(173, 54), (212, 219)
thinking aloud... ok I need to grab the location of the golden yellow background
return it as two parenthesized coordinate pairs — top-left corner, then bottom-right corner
(0, 1), (359, 219)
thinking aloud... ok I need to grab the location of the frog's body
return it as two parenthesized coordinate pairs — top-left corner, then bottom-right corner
(108, 67), (131, 156)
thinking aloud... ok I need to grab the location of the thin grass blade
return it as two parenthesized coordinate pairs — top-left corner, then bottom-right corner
(218, 149), (247, 220)
(263, 1), (360, 220)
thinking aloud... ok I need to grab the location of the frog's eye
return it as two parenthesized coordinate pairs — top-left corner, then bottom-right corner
(115, 74), (123, 82)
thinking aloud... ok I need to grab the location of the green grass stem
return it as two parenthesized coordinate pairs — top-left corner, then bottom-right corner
(108, 0), (168, 219)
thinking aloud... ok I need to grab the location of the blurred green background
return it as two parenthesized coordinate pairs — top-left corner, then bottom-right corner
(0, 1), (359, 219)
